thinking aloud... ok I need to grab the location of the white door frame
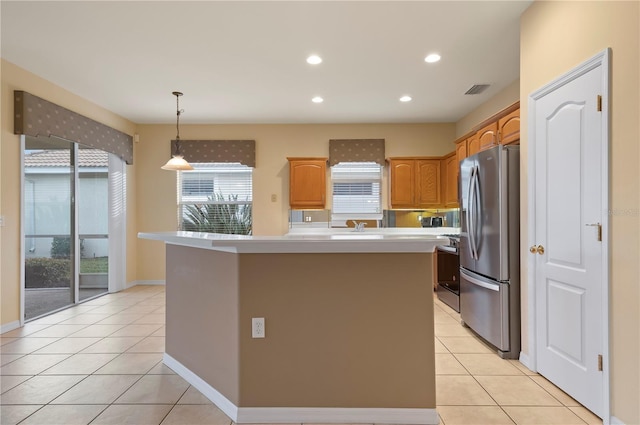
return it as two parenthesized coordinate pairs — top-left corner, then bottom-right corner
(526, 48), (610, 422)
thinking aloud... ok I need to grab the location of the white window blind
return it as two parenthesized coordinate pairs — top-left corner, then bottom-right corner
(178, 163), (253, 235)
(331, 162), (382, 222)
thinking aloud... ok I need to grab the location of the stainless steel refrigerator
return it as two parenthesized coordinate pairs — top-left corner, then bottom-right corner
(459, 144), (520, 359)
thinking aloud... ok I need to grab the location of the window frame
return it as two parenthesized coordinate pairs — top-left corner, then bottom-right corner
(177, 162), (253, 235)
(330, 161), (383, 224)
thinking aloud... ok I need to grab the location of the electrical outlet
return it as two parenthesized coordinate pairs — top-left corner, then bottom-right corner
(271, 194), (277, 202)
(252, 317), (265, 338)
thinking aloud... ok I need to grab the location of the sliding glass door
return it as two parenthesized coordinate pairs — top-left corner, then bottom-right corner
(78, 147), (109, 301)
(23, 137), (111, 320)
(24, 137), (75, 320)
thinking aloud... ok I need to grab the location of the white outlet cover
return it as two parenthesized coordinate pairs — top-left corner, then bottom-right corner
(252, 317), (265, 338)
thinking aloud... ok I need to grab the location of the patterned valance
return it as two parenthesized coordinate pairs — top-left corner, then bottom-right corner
(329, 139), (385, 166)
(14, 91), (134, 164)
(174, 140), (256, 167)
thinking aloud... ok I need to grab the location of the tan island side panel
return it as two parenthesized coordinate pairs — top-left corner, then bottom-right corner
(165, 245), (241, 404)
(165, 244), (436, 410)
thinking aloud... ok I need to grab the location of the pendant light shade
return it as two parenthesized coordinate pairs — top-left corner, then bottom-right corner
(161, 155), (193, 171)
(161, 91), (194, 171)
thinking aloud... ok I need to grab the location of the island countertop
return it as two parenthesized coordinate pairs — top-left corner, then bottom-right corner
(140, 230), (439, 424)
(138, 230), (449, 253)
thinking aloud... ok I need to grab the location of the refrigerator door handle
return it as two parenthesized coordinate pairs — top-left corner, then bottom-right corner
(473, 165), (482, 260)
(461, 269), (500, 292)
(467, 166), (477, 260)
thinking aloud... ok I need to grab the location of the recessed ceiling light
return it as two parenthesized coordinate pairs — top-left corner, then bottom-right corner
(307, 55), (323, 65)
(312, 96), (324, 103)
(424, 53), (441, 63)
(400, 95), (412, 102)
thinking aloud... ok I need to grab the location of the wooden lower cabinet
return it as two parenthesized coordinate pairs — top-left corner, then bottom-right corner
(287, 158), (327, 209)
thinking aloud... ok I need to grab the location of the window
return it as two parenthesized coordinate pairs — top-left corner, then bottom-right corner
(331, 162), (382, 223)
(178, 163), (253, 235)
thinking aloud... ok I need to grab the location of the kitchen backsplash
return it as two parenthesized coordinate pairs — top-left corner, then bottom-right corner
(289, 209), (460, 228)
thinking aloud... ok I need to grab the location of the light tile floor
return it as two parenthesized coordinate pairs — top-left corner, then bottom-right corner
(432, 296), (603, 425)
(0, 285), (603, 425)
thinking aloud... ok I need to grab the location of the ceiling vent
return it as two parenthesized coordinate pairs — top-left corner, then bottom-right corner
(464, 84), (490, 95)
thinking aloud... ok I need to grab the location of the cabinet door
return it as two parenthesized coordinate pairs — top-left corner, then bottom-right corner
(389, 159), (415, 208)
(456, 140), (467, 163)
(444, 154), (458, 207)
(498, 108), (520, 145)
(415, 159), (441, 207)
(467, 134), (480, 157)
(477, 122), (498, 152)
(288, 159), (326, 209)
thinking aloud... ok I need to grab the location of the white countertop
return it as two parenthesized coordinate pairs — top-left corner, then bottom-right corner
(286, 227), (461, 236)
(138, 231), (451, 254)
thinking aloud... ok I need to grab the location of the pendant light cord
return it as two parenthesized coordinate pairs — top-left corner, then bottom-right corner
(174, 91), (184, 155)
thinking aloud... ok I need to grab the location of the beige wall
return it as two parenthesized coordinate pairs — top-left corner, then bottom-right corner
(521, 2), (640, 423)
(135, 123), (455, 280)
(455, 79), (520, 138)
(0, 60), (138, 326)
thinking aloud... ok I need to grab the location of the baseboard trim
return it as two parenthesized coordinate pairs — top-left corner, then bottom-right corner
(163, 353), (238, 420)
(125, 280), (165, 289)
(236, 407), (439, 424)
(163, 353), (439, 424)
(0, 320), (21, 335)
(610, 416), (625, 425)
(519, 352), (534, 372)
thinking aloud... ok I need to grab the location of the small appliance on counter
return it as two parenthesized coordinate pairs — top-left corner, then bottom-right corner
(421, 216), (444, 228)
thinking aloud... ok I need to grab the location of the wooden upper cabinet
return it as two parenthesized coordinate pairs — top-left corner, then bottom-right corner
(477, 121), (498, 152)
(287, 158), (327, 209)
(455, 140), (467, 163)
(389, 159), (415, 208)
(389, 158), (440, 208)
(415, 159), (441, 208)
(498, 108), (520, 145)
(467, 134), (480, 157)
(443, 154), (458, 207)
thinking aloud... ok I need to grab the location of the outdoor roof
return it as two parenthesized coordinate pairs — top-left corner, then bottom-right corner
(24, 149), (109, 167)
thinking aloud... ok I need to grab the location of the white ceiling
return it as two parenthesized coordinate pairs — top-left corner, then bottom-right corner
(1, 1), (531, 125)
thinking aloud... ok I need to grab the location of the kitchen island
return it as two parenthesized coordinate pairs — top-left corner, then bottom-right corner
(138, 231), (442, 424)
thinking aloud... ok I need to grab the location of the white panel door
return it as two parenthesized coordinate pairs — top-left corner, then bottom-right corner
(532, 60), (605, 417)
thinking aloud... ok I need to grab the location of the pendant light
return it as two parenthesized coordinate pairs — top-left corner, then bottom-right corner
(161, 91), (194, 171)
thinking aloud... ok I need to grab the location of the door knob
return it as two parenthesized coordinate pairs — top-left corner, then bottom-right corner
(529, 245), (545, 255)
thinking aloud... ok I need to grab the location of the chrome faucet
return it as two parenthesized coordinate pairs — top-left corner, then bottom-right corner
(352, 221), (367, 232)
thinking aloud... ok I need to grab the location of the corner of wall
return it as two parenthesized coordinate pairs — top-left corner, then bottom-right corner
(455, 79), (520, 138)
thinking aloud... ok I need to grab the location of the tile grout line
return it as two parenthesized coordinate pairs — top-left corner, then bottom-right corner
(435, 294), (546, 425)
(3, 289), (167, 424)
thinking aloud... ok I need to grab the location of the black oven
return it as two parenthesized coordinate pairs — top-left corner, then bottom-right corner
(436, 239), (460, 312)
